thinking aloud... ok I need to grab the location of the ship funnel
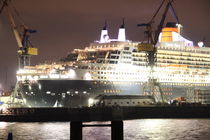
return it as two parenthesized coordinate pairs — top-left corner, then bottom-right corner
(117, 19), (126, 41)
(159, 22), (193, 46)
(100, 21), (110, 43)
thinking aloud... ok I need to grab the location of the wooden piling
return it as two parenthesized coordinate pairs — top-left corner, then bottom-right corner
(70, 121), (82, 140)
(111, 121), (123, 140)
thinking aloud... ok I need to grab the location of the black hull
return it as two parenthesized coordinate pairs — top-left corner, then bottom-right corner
(19, 80), (210, 107)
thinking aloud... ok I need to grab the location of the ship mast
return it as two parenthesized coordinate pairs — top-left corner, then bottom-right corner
(0, 0), (38, 69)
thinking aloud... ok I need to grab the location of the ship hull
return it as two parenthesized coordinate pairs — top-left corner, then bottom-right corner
(19, 79), (210, 107)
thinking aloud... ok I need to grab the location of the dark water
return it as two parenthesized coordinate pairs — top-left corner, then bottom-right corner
(1, 119), (210, 140)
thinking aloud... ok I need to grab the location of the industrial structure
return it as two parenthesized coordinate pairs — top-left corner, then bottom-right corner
(137, 0), (181, 103)
(0, 0), (38, 69)
(0, 0), (38, 106)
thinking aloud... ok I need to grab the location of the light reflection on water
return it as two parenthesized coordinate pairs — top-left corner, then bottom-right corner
(0, 119), (210, 140)
(123, 119), (210, 140)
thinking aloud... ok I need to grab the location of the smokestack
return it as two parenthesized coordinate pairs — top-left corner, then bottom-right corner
(118, 19), (126, 41)
(100, 21), (109, 43)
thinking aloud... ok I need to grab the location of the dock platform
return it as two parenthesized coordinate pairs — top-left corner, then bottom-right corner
(1, 105), (210, 122)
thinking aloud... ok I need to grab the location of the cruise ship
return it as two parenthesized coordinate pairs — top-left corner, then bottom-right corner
(16, 22), (210, 107)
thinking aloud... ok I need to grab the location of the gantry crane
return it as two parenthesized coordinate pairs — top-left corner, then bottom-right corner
(137, 0), (180, 103)
(0, 0), (38, 69)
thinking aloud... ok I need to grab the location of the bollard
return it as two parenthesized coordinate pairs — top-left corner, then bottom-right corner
(7, 132), (13, 140)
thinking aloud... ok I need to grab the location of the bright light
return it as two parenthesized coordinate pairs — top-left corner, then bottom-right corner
(38, 84), (42, 90)
(0, 122), (8, 128)
(50, 69), (56, 74)
(49, 74), (59, 79)
(40, 75), (48, 79)
(142, 119), (165, 129)
(68, 69), (76, 78)
(88, 98), (94, 107)
(34, 76), (39, 80)
(17, 69), (26, 74)
(198, 41), (204, 47)
(84, 72), (92, 80)
(27, 75), (34, 81)
(60, 75), (69, 78)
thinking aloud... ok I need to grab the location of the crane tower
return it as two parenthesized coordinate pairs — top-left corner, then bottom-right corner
(137, 0), (180, 103)
(0, 0), (38, 69)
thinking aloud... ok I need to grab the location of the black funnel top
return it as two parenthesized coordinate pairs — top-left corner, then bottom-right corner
(103, 20), (107, 30)
(120, 18), (125, 28)
(166, 22), (177, 28)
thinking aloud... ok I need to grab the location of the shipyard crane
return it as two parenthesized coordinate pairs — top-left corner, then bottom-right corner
(0, 0), (38, 69)
(1, 0), (38, 106)
(137, 0), (180, 103)
(137, 0), (179, 66)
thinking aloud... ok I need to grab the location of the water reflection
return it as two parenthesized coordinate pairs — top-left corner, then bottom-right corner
(124, 119), (210, 140)
(83, 122), (111, 140)
(0, 122), (70, 140)
(0, 119), (209, 140)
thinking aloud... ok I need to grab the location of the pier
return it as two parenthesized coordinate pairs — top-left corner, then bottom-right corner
(1, 106), (210, 122)
(1, 105), (210, 140)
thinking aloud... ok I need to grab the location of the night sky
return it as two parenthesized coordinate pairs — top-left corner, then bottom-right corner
(0, 0), (210, 90)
